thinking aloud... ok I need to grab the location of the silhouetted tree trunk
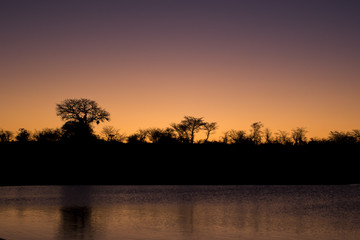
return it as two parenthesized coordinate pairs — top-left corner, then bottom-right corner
(171, 116), (206, 144)
(203, 122), (218, 142)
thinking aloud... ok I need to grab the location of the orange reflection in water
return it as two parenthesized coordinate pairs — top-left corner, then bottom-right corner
(0, 186), (359, 240)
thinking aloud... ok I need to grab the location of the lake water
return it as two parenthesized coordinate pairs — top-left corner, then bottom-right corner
(0, 185), (359, 240)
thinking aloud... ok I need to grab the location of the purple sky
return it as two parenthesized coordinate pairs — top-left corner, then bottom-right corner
(1, 0), (360, 139)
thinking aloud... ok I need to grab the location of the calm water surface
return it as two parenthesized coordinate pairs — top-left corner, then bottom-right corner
(0, 185), (359, 240)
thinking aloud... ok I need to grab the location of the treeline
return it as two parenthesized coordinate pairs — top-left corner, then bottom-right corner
(1, 120), (360, 145)
(1, 99), (359, 185)
(1, 98), (359, 145)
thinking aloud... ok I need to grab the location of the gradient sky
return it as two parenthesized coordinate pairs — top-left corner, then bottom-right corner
(1, 0), (360, 140)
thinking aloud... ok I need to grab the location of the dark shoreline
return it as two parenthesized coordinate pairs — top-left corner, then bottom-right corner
(1, 142), (359, 185)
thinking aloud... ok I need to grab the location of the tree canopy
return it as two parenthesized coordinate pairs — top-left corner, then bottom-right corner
(56, 98), (110, 125)
(171, 116), (206, 144)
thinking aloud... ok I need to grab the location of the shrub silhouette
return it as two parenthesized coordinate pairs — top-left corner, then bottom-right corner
(147, 128), (177, 144)
(61, 121), (97, 143)
(33, 128), (62, 142)
(223, 129), (252, 144)
(15, 128), (31, 142)
(328, 131), (357, 144)
(0, 129), (13, 142)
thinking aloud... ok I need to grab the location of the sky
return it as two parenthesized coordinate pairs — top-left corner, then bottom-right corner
(1, 0), (360, 140)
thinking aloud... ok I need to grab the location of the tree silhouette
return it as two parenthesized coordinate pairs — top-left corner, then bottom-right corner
(56, 98), (110, 142)
(203, 122), (218, 142)
(171, 122), (190, 143)
(101, 126), (126, 142)
(56, 98), (110, 125)
(224, 129), (250, 144)
(275, 130), (292, 145)
(250, 122), (263, 144)
(291, 127), (308, 145)
(171, 116), (206, 144)
(264, 128), (273, 144)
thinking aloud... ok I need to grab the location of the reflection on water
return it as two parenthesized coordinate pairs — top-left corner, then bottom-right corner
(0, 185), (359, 240)
(58, 186), (94, 240)
(58, 206), (93, 240)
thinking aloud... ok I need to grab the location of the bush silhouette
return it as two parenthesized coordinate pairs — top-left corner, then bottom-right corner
(61, 121), (97, 143)
(33, 128), (62, 142)
(15, 128), (31, 142)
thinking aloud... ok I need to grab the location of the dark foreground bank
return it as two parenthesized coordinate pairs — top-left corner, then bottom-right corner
(1, 142), (359, 185)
